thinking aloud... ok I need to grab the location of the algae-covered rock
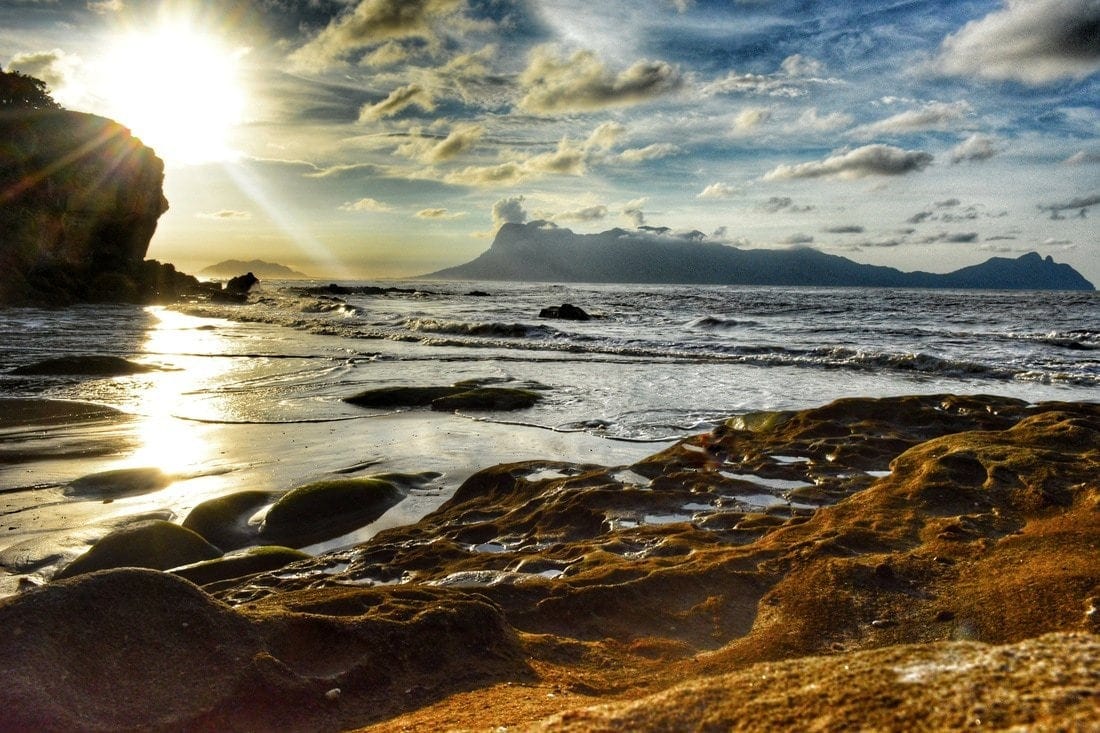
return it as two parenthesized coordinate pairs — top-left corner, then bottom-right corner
(170, 546), (309, 586)
(182, 490), (277, 550)
(259, 478), (404, 548)
(429, 387), (542, 412)
(64, 466), (172, 499)
(345, 385), (542, 412)
(55, 520), (221, 579)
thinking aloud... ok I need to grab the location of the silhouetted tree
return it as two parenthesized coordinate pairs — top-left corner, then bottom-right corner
(0, 66), (61, 110)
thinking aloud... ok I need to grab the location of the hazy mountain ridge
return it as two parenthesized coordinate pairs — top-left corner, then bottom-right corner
(425, 222), (1094, 291)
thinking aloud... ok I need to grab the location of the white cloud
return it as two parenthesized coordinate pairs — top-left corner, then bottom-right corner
(733, 107), (772, 132)
(585, 121), (627, 151)
(196, 209), (252, 221)
(852, 101), (973, 137)
(359, 84), (435, 122)
(792, 107), (853, 132)
(780, 54), (824, 78)
(416, 208), (466, 220)
(289, 0), (462, 71)
(399, 123), (484, 163)
(937, 0), (1100, 85)
(549, 205), (609, 223)
(8, 49), (82, 98)
(763, 144), (934, 181)
(87, 0), (123, 14)
(622, 197), (647, 227)
(780, 233), (815, 244)
(616, 143), (679, 163)
(697, 182), (741, 199)
(339, 197), (393, 212)
(1065, 150), (1100, 165)
(950, 133), (999, 163)
(518, 45), (681, 114)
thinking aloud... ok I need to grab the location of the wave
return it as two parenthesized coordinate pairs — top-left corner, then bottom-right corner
(404, 318), (561, 339)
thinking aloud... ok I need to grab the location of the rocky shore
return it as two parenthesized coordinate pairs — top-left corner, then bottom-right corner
(1, 394), (1096, 731)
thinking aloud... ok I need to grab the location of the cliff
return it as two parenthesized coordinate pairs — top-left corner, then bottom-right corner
(425, 222), (1095, 291)
(0, 108), (197, 305)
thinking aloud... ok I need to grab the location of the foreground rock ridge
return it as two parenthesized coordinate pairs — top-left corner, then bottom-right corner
(426, 221), (1096, 290)
(0, 395), (1097, 731)
(0, 109), (200, 305)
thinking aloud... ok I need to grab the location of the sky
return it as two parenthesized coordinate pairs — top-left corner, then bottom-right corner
(2, 0), (1098, 282)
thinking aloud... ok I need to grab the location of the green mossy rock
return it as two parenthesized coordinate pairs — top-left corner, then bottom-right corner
(182, 490), (277, 551)
(65, 467), (172, 499)
(55, 520), (221, 579)
(429, 387), (542, 412)
(259, 478), (404, 548)
(169, 546), (309, 586)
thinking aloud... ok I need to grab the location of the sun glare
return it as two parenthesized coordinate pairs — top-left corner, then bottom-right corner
(100, 22), (246, 165)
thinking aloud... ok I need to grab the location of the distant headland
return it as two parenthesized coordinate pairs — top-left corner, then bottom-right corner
(425, 221), (1095, 291)
(199, 260), (310, 280)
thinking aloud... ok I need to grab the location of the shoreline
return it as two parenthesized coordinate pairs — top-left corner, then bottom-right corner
(1, 392), (1097, 730)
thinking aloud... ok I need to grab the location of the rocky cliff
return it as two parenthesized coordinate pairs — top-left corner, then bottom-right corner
(0, 108), (197, 305)
(426, 221), (1095, 291)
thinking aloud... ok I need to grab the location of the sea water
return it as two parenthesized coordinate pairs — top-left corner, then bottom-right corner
(2, 282), (1097, 442)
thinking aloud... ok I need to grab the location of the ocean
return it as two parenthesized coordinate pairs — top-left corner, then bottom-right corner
(0, 281), (1097, 584)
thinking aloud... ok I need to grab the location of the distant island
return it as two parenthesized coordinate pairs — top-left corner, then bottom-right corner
(424, 222), (1095, 291)
(199, 260), (311, 280)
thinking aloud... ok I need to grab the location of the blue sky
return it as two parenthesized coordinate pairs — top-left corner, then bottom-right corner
(3, 0), (1098, 281)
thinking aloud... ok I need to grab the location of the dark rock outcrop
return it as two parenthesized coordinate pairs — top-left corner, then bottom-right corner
(423, 221), (1095, 291)
(539, 303), (591, 321)
(0, 108), (200, 305)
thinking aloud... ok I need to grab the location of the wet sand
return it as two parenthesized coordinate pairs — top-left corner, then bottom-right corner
(0, 393), (1096, 731)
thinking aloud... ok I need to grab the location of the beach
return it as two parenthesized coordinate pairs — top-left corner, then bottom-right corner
(0, 284), (1098, 730)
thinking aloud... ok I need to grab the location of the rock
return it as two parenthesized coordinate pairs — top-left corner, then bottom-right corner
(259, 478), (404, 548)
(10, 355), (157, 377)
(211, 271), (259, 303)
(182, 490), (277, 550)
(0, 109), (173, 306)
(64, 467), (173, 499)
(539, 303), (591, 321)
(429, 387), (542, 412)
(170, 546), (310, 586)
(466, 290), (491, 296)
(55, 520), (222, 579)
(344, 385), (543, 412)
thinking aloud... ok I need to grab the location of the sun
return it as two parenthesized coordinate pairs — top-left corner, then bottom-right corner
(100, 22), (247, 165)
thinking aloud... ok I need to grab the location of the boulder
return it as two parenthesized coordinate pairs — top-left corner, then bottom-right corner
(182, 490), (277, 550)
(539, 303), (591, 321)
(259, 478), (404, 548)
(170, 546), (310, 586)
(345, 385), (543, 412)
(55, 520), (221, 579)
(10, 355), (156, 376)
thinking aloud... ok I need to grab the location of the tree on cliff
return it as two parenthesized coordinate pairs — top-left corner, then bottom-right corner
(0, 66), (61, 110)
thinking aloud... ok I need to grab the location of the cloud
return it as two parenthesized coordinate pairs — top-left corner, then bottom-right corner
(359, 84), (435, 122)
(196, 209), (252, 221)
(416, 208), (466, 220)
(400, 123), (484, 163)
(759, 197), (813, 213)
(362, 41), (412, 68)
(549, 205), (609, 223)
(302, 162), (386, 179)
(616, 143), (679, 163)
(919, 231), (980, 244)
(950, 134), (999, 163)
(823, 225), (865, 234)
(936, 198), (961, 208)
(697, 182), (741, 199)
(492, 196), (527, 229)
(703, 71), (806, 98)
(780, 54), (824, 78)
(791, 108), (853, 132)
(622, 197), (647, 227)
(525, 138), (587, 175)
(907, 211), (933, 224)
(1065, 150), (1100, 165)
(518, 45), (682, 114)
(585, 121), (627, 151)
(852, 101), (973, 137)
(780, 233), (815, 244)
(937, 0), (1100, 85)
(444, 162), (526, 186)
(339, 197), (393, 212)
(1038, 193), (1100, 213)
(9, 49), (81, 95)
(762, 144), (934, 181)
(289, 0), (462, 70)
(87, 0), (123, 14)
(733, 107), (772, 132)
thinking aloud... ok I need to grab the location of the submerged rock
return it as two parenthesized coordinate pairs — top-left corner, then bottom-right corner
(64, 467), (173, 499)
(55, 520), (221, 579)
(10, 355), (158, 377)
(345, 384), (543, 412)
(259, 478), (404, 548)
